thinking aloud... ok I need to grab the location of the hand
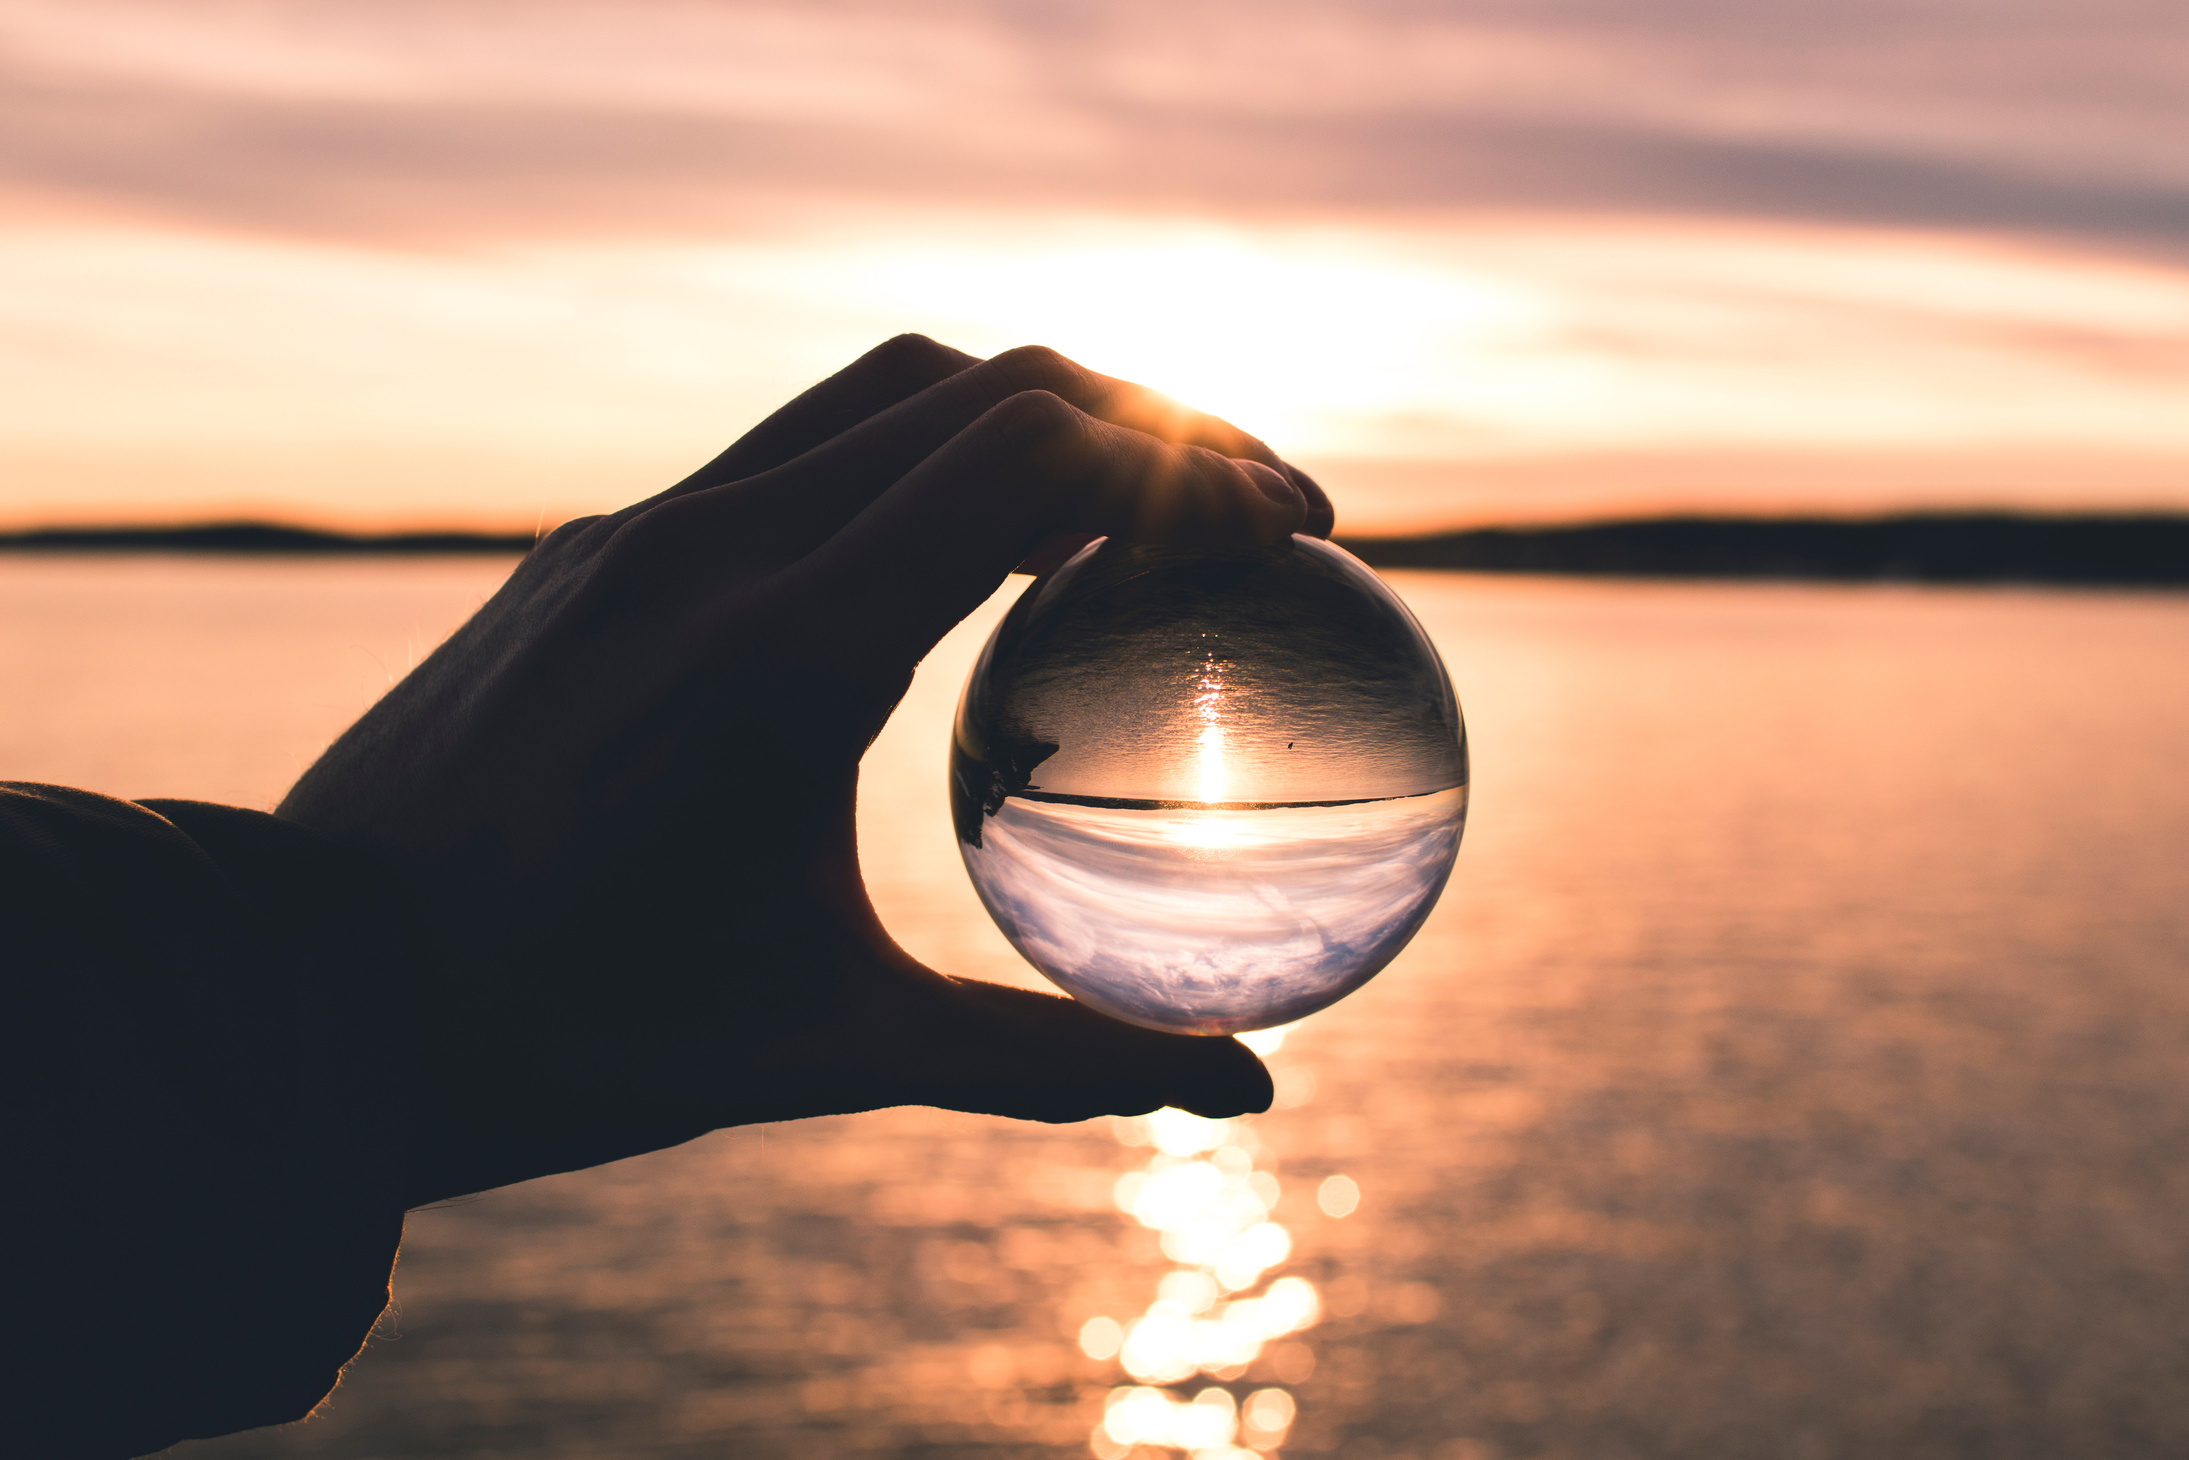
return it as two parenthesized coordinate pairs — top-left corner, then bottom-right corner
(278, 337), (1334, 1204)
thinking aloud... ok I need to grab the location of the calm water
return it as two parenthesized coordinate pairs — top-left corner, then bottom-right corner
(7, 557), (2189, 1460)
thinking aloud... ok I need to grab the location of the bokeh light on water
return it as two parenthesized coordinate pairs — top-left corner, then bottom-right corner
(1081, 1067), (1323, 1457)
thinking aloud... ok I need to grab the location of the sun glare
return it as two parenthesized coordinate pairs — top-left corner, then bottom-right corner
(1175, 809), (1242, 852)
(831, 223), (1551, 450)
(1156, 652), (1241, 849)
(1195, 723), (1227, 806)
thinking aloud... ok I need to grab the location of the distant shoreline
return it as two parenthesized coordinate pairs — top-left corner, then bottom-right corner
(2, 514), (2184, 585)
(1339, 513), (2189, 587)
(0, 522), (539, 555)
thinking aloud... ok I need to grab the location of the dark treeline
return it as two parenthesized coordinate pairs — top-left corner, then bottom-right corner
(0, 522), (538, 554)
(3, 514), (2186, 585)
(1340, 513), (2189, 586)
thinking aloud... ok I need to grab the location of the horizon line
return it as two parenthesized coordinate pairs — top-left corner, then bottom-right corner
(3, 506), (2186, 548)
(3, 513), (2183, 586)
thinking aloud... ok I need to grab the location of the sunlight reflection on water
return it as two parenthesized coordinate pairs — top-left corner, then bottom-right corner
(1078, 1024), (1326, 1457)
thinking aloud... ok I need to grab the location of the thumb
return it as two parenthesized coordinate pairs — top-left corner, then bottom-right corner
(884, 976), (1274, 1125)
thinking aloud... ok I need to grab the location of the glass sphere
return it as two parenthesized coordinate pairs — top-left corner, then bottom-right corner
(951, 534), (1467, 1035)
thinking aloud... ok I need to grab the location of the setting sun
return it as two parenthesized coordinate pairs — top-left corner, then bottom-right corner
(832, 224), (1551, 450)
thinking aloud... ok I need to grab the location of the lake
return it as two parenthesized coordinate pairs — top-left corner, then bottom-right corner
(6, 556), (2188, 1460)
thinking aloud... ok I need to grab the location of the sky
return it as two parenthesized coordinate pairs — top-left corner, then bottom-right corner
(2, 0), (2185, 532)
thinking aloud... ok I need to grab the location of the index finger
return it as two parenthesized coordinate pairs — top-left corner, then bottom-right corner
(666, 333), (981, 496)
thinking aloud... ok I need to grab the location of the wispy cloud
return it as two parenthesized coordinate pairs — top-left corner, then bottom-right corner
(3, 0), (2181, 247)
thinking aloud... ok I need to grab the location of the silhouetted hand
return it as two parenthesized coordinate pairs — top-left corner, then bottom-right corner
(278, 336), (1334, 1204)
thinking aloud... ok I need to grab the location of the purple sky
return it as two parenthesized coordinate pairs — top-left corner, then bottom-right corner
(8, 0), (2183, 247)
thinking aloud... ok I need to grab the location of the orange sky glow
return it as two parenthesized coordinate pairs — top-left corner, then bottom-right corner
(3, 0), (2185, 533)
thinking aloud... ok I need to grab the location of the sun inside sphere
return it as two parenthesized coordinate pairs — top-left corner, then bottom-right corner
(951, 534), (1468, 1035)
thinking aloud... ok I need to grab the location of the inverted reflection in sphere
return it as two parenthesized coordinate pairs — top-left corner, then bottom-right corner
(951, 535), (1467, 1034)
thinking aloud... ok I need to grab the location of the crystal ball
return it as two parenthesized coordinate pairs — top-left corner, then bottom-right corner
(951, 534), (1468, 1035)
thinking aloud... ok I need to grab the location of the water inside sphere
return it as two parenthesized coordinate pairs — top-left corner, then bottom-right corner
(952, 534), (1468, 1034)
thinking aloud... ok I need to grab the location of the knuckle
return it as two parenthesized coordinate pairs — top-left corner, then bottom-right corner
(862, 331), (958, 384)
(597, 493), (710, 573)
(541, 513), (603, 543)
(984, 389), (1087, 457)
(530, 514), (606, 559)
(594, 514), (660, 577)
(986, 343), (1083, 396)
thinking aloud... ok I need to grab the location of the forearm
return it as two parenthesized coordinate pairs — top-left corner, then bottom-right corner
(2, 785), (424, 1457)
